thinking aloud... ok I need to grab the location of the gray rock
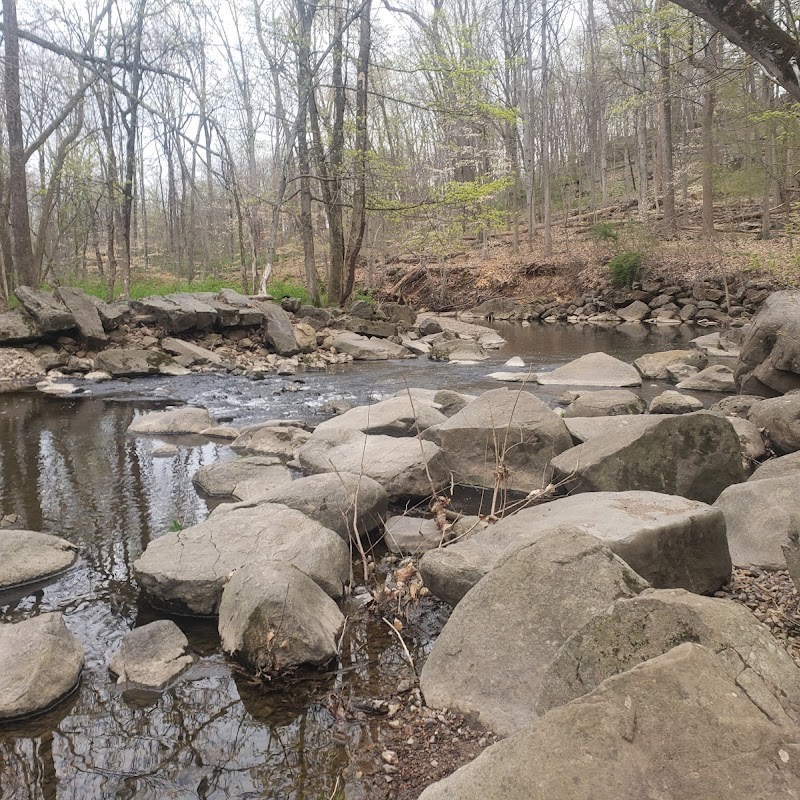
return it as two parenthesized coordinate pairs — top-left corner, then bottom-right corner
(230, 424), (311, 460)
(210, 472), (388, 542)
(418, 318), (443, 336)
(432, 389), (572, 492)
(0, 309), (41, 344)
(95, 348), (175, 377)
(128, 407), (215, 435)
(665, 362), (699, 383)
(616, 300), (650, 321)
(633, 349), (707, 379)
(429, 339), (489, 362)
(201, 426), (241, 440)
(691, 330), (741, 357)
(193, 293), (240, 326)
(384, 515), (443, 554)
(298, 427), (449, 499)
(192, 456), (292, 499)
(14, 286), (75, 332)
(160, 337), (227, 366)
(563, 389), (645, 417)
(259, 301), (300, 356)
(714, 476), (800, 567)
(164, 293), (218, 329)
(133, 296), (196, 333)
(749, 451), (800, 482)
(219, 561), (345, 674)
(433, 389), (476, 416)
(134, 504), (350, 613)
(536, 352), (641, 387)
(346, 317), (398, 338)
(93, 298), (129, 330)
(564, 414), (668, 443)
(314, 396), (447, 437)
(422, 316), (506, 348)
(420, 490), (729, 606)
(676, 364), (736, 393)
(551, 413), (745, 504)
(109, 620), (192, 688)
(648, 390), (703, 414)
(0, 529), (78, 590)
(419, 528), (648, 734)
(723, 415), (767, 465)
(0, 613), (84, 720)
(418, 643), (800, 800)
(332, 331), (414, 360)
(710, 394), (765, 416)
(54, 288), (107, 346)
(537, 588), (800, 721)
(735, 290), (800, 395)
(748, 393), (800, 454)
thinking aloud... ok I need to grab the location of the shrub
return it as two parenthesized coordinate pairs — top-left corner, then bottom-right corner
(589, 221), (620, 245)
(607, 251), (643, 288)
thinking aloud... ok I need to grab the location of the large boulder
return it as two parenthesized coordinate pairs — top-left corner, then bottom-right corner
(128, 406), (214, 435)
(749, 451), (800, 482)
(210, 472), (388, 542)
(108, 620), (193, 688)
(418, 644), (800, 800)
(192, 456), (292, 499)
(164, 293), (218, 329)
(429, 339), (489, 362)
(537, 588), (800, 721)
(259, 301), (300, 356)
(419, 528), (648, 735)
(748, 393), (800, 454)
(676, 364), (736, 393)
(432, 389), (572, 492)
(420, 491), (729, 606)
(551, 414), (744, 504)
(536, 352), (641, 387)
(563, 389), (645, 418)
(315, 396), (447, 437)
(133, 296), (196, 333)
(218, 561), (345, 674)
(0, 309), (41, 343)
(133, 504), (350, 614)
(230, 424), (311, 460)
(15, 286), (75, 332)
(616, 300), (650, 322)
(298, 427), (449, 499)
(332, 331), (413, 360)
(95, 348), (175, 377)
(54, 288), (107, 346)
(713, 476), (800, 567)
(0, 613), (84, 720)
(633, 349), (707, 379)
(0, 529), (79, 590)
(735, 290), (800, 395)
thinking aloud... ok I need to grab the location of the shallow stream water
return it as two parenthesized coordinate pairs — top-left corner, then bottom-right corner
(0, 321), (709, 799)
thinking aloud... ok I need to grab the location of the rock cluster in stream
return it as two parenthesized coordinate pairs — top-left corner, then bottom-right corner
(2, 288), (800, 799)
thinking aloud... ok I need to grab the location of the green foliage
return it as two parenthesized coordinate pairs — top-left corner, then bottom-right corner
(589, 222), (620, 245)
(607, 251), (643, 288)
(266, 279), (310, 304)
(353, 287), (375, 304)
(168, 518), (184, 532)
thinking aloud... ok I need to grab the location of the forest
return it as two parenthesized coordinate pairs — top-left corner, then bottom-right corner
(1, 0), (800, 310)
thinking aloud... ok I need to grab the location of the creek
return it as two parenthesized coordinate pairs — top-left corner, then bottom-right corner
(0, 321), (707, 799)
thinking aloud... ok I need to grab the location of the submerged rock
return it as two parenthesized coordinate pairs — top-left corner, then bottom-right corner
(420, 528), (648, 735)
(109, 620), (193, 689)
(0, 529), (79, 590)
(0, 613), (84, 720)
(219, 562), (345, 674)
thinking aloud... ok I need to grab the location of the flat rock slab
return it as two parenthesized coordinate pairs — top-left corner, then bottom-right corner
(298, 428), (449, 500)
(192, 457), (292, 499)
(551, 413), (744, 504)
(419, 316), (506, 348)
(0, 613), (84, 720)
(0, 529), (79, 590)
(564, 414), (669, 443)
(54, 288), (107, 346)
(128, 407), (214, 435)
(211, 472), (387, 542)
(219, 561), (345, 674)
(749, 394), (800, 455)
(418, 644), (800, 800)
(315, 396), (447, 437)
(536, 352), (641, 387)
(432, 389), (573, 492)
(133, 296), (196, 333)
(676, 364), (736, 393)
(134, 504), (350, 614)
(109, 620), (193, 689)
(333, 331), (414, 360)
(161, 337), (227, 366)
(259, 301), (299, 356)
(537, 588), (800, 722)
(95, 348), (175, 377)
(714, 476), (800, 567)
(420, 490), (729, 606)
(164, 294), (218, 329)
(419, 528), (648, 735)
(15, 286), (75, 332)
(384, 515), (443, 554)
(231, 425), (311, 459)
(0, 309), (41, 344)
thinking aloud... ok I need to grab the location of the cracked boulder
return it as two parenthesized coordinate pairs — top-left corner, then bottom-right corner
(418, 643), (800, 800)
(537, 588), (800, 722)
(419, 528), (649, 735)
(134, 504), (350, 614)
(219, 561), (345, 674)
(192, 456), (292, 500)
